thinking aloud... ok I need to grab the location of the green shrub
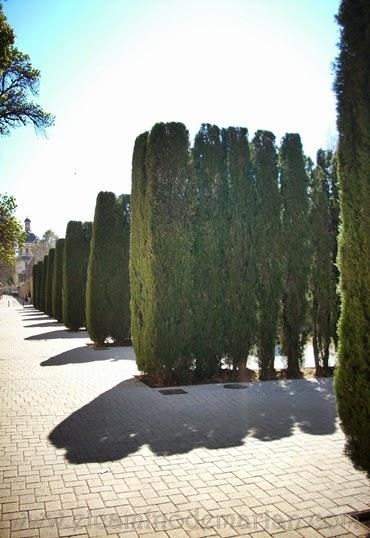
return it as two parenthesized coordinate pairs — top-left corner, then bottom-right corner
(63, 221), (91, 330)
(52, 238), (64, 322)
(45, 248), (55, 317)
(334, 0), (370, 477)
(252, 130), (282, 378)
(86, 192), (131, 345)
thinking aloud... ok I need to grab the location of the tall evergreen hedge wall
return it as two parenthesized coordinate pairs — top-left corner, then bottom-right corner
(131, 123), (193, 382)
(45, 248), (55, 317)
(52, 238), (64, 322)
(86, 192), (131, 346)
(63, 221), (91, 330)
(334, 0), (370, 477)
(32, 264), (38, 307)
(252, 130), (282, 377)
(41, 255), (48, 313)
(36, 260), (43, 311)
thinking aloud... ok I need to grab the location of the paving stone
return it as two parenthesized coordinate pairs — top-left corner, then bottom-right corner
(1, 299), (370, 538)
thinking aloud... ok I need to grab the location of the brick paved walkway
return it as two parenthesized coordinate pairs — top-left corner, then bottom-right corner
(0, 296), (369, 538)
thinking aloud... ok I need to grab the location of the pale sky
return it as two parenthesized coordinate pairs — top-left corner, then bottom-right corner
(1, 0), (340, 239)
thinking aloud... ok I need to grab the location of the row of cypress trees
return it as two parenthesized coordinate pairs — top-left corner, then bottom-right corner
(130, 122), (339, 383)
(32, 197), (131, 345)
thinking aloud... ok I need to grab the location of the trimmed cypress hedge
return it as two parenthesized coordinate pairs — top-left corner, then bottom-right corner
(130, 123), (193, 382)
(279, 133), (310, 377)
(63, 221), (91, 330)
(36, 260), (43, 310)
(252, 130), (282, 377)
(310, 164), (336, 373)
(32, 264), (38, 307)
(41, 255), (48, 313)
(224, 126), (257, 376)
(130, 132), (151, 372)
(52, 238), (64, 322)
(334, 0), (370, 476)
(86, 192), (131, 346)
(192, 124), (227, 379)
(45, 248), (55, 317)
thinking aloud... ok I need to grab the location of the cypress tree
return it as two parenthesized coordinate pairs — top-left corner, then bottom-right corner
(130, 131), (151, 372)
(252, 130), (282, 378)
(45, 248), (55, 317)
(32, 263), (38, 307)
(52, 238), (64, 322)
(224, 126), (257, 377)
(41, 254), (48, 313)
(130, 123), (193, 382)
(63, 221), (90, 330)
(36, 260), (43, 310)
(86, 192), (131, 346)
(334, 0), (370, 476)
(280, 133), (310, 377)
(192, 124), (227, 379)
(310, 165), (336, 374)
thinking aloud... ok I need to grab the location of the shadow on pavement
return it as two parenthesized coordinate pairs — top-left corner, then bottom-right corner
(24, 321), (62, 328)
(41, 345), (135, 367)
(49, 378), (337, 464)
(26, 329), (88, 340)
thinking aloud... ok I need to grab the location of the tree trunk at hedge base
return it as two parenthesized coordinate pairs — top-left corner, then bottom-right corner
(334, 0), (370, 478)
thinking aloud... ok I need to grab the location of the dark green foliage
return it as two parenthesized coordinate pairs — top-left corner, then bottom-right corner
(310, 165), (336, 373)
(130, 123), (194, 382)
(86, 192), (131, 346)
(45, 248), (55, 317)
(252, 130), (282, 377)
(334, 0), (370, 476)
(32, 263), (38, 306)
(52, 238), (64, 322)
(41, 254), (48, 313)
(130, 131), (150, 371)
(192, 124), (227, 379)
(63, 221), (91, 330)
(280, 133), (310, 377)
(36, 260), (43, 310)
(224, 127), (257, 376)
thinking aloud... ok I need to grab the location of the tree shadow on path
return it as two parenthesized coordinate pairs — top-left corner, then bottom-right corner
(41, 345), (135, 367)
(25, 329), (88, 340)
(49, 378), (337, 464)
(24, 321), (62, 328)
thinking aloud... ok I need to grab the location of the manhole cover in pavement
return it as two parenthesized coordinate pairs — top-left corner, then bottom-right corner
(224, 384), (247, 389)
(158, 389), (188, 395)
(348, 509), (370, 530)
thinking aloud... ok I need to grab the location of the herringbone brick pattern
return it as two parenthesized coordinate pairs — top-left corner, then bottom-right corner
(0, 297), (369, 537)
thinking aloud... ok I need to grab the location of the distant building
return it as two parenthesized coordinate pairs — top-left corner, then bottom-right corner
(15, 218), (38, 286)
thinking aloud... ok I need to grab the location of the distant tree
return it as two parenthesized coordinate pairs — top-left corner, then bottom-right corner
(0, 194), (25, 265)
(252, 130), (282, 378)
(41, 254), (48, 312)
(310, 165), (336, 374)
(31, 229), (58, 262)
(63, 221), (90, 330)
(86, 192), (131, 346)
(280, 133), (310, 377)
(192, 124), (227, 379)
(0, 260), (14, 285)
(45, 248), (55, 316)
(334, 0), (370, 477)
(0, 4), (54, 135)
(52, 238), (64, 322)
(224, 126), (257, 377)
